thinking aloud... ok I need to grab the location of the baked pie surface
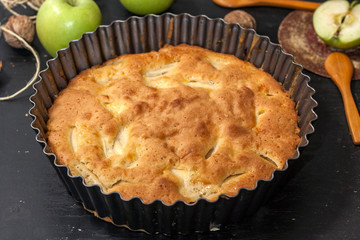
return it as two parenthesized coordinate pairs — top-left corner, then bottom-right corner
(47, 44), (300, 204)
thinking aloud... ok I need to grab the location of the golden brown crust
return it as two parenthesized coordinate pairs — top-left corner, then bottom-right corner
(47, 44), (300, 204)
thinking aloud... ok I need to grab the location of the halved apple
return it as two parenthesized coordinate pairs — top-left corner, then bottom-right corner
(313, 0), (360, 49)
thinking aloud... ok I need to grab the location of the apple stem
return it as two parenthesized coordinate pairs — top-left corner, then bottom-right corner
(67, 0), (77, 6)
(350, 1), (359, 9)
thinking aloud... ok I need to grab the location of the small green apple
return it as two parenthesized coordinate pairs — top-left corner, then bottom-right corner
(36, 0), (102, 57)
(313, 0), (360, 49)
(120, 0), (174, 15)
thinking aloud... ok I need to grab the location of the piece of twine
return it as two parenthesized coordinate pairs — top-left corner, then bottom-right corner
(0, 0), (42, 19)
(0, 25), (40, 101)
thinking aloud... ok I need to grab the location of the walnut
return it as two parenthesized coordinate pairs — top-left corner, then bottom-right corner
(224, 10), (256, 30)
(3, 15), (35, 48)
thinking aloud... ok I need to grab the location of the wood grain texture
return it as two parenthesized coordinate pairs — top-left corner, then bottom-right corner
(325, 52), (360, 145)
(213, 0), (320, 10)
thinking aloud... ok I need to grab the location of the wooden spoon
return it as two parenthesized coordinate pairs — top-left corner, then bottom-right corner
(213, 0), (320, 11)
(325, 52), (360, 145)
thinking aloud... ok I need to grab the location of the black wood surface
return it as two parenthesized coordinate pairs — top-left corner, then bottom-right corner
(1, 0), (360, 239)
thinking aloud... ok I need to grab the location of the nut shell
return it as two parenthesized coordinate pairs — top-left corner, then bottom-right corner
(224, 10), (256, 30)
(4, 15), (35, 49)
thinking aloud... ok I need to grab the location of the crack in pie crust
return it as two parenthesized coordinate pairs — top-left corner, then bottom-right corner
(47, 44), (300, 204)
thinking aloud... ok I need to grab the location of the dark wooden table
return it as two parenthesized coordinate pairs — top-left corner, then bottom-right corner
(1, 0), (360, 239)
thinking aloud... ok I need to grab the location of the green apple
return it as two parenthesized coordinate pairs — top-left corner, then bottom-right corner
(313, 0), (360, 49)
(120, 0), (174, 15)
(36, 0), (102, 57)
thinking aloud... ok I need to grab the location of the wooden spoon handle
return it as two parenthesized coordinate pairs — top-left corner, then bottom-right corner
(213, 0), (321, 10)
(340, 86), (360, 145)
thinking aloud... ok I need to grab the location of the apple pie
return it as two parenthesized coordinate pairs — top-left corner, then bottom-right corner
(47, 44), (300, 204)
